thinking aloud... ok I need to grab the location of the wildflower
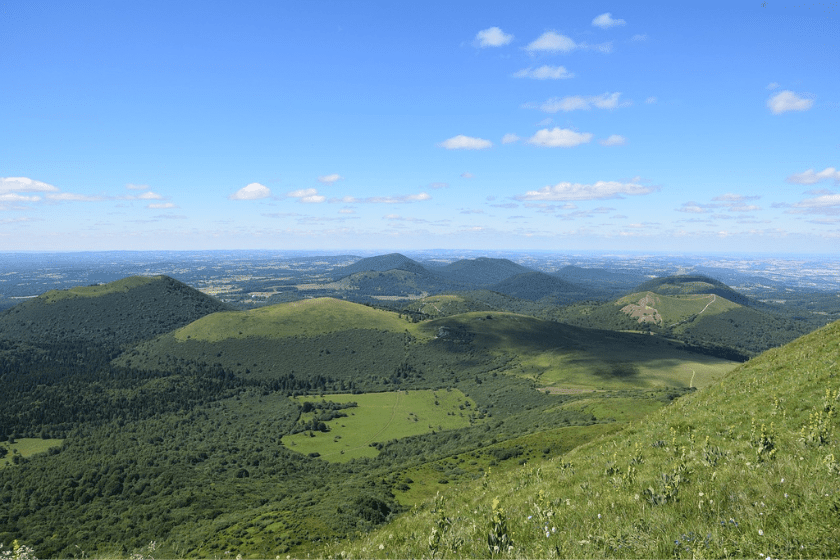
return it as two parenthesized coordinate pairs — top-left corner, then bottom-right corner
(545, 531), (550, 538)
(597, 513), (602, 519)
(551, 527), (556, 533)
(378, 544), (384, 550)
(758, 529), (764, 536)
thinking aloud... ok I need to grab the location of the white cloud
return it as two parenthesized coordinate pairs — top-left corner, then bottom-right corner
(532, 92), (627, 113)
(645, 96), (657, 104)
(592, 13), (626, 28)
(137, 191), (163, 200)
(525, 31), (577, 53)
(125, 183), (150, 191)
(330, 192), (431, 204)
(287, 188), (326, 203)
(767, 90), (814, 114)
(527, 128), (593, 148)
(474, 26), (514, 47)
(429, 182), (449, 189)
(516, 180), (656, 201)
(631, 34), (647, 41)
(147, 202), (176, 209)
(501, 133), (520, 144)
(230, 182), (272, 200)
(786, 167), (840, 185)
(46, 193), (106, 202)
(766, 82), (779, 90)
(713, 193), (760, 202)
(461, 172), (474, 179)
(513, 65), (574, 80)
(439, 135), (492, 150)
(0, 193), (41, 202)
(793, 193), (840, 209)
(318, 174), (344, 184)
(338, 208), (355, 214)
(599, 134), (626, 146)
(0, 177), (59, 193)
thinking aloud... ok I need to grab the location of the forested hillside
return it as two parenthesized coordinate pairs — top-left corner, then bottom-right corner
(0, 275), (229, 348)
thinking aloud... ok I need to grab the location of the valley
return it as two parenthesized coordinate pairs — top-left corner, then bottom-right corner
(0, 250), (838, 558)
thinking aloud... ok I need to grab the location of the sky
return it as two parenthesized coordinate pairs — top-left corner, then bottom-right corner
(1, 1), (838, 253)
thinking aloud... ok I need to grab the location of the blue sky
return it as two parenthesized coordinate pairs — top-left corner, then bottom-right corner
(1, 0), (838, 253)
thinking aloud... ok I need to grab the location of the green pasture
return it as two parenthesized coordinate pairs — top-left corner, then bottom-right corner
(39, 276), (158, 303)
(0, 438), (63, 468)
(422, 311), (737, 390)
(174, 297), (426, 342)
(282, 389), (478, 462)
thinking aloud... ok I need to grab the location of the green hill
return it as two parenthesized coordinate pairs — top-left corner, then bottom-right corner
(324, 318), (840, 559)
(436, 257), (533, 286)
(0, 275), (229, 347)
(489, 271), (593, 304)
(634, 274), (755, 307)
(554, 277), (816, 358)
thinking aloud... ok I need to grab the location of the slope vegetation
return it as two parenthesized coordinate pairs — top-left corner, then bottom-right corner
(326, 318), (840, 559)
(0, 275), (229, 347)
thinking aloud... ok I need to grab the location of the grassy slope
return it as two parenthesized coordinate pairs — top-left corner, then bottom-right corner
(421, 312), (735, 390)
(326, 319), (840, 559)
(172, 297), (423, 342)
(36, 276), (159, 302)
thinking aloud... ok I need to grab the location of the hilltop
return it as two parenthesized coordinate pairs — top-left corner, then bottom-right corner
(554, 275), (814, 358)
(435, 257), (532, 286)
(0, 275), (229, 347)
(490, 271), (594, 304)
(332, 253), (429, 278)
(325, 317), (840, 559)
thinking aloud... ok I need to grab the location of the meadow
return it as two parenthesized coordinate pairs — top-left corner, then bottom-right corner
(0, 438), (63, 468)
(282, 389), (479, 462)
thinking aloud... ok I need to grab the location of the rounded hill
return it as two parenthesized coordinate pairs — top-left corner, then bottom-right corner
(0, 275), (229, 347)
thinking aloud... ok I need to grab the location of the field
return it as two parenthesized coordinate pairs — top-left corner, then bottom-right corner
(618, 291), (741, 327)
(282, 389), (478, 462)
(0, 438), (63, 468)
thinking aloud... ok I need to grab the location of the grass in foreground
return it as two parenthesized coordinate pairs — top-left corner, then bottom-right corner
(323, 320), (840, 559)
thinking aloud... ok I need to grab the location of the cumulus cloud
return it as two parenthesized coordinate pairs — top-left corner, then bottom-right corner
(592, 13), (626, 28)
(0, 193), (41, 203)
(791, 193), (840, 214)
(474, 26), (513, 47)
(516, 180), (656, 201)
(318, 174), (344, 184)
(502, 133), (520, 144)
(330, 192), (431, 204)
(600, 134), (626, 146)
(287, 188), (326, 203)
(47, 193), (106, 202)
(525, 31), (577, 53)
(527, 128), (593, 148)
(530, 92), (627, 113)
(439, 135), (492, 150)
(230, 183), (272, 200)
(513, 65), (574, 79)
(767, 90), (814, 114)
(0, 177), (59, 193)
(786, 167), (840, 185)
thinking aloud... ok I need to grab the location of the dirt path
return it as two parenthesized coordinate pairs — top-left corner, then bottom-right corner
(698, 294), (716, 315)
